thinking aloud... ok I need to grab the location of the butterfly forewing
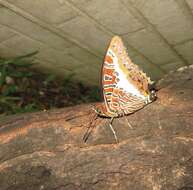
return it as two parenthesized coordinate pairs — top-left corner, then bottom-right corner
(102, 36), (153, 116)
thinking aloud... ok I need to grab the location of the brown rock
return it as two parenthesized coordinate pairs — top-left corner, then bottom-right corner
(1, 67), (193, 190)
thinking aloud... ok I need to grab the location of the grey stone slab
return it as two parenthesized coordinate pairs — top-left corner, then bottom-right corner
(0, 24), (16, 43)
(0, 7), (73, 50)
(161, 61), (184, 71)
(186, 0), (193, 10)
(72, 65), (100, 85)
(55, 59), (100, 85)
(123, 28), (180, 64)
(0, 43), (20, 57)
(67, 0), (143, 35)
(0, 34), (44, 54)
(1, 0), (192, 85)
(65, 46), (101, 68)
(126, 0), (193, 44)
(125, 45), (139, 58)
(6, 0), (78, 25)
(174, 40), (193, 65)
(1, 34), (84, 71)
(59, 15), (111, 55)
(36, 58), (93, 83)
(35, 59), (74, 78)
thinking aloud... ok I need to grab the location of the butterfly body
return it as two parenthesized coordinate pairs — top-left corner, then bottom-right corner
(83, 36), (156, 142)
(94, 36), (156, 118)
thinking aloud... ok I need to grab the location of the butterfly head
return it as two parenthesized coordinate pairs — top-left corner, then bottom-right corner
(149, 89), (156, 101)
(148, 82), (157, 102)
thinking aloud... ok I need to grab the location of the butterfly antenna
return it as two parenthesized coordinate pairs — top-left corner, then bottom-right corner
(109, 117), (119, 143)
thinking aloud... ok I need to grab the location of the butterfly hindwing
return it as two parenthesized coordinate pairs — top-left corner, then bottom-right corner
(102, 36), (152, 116)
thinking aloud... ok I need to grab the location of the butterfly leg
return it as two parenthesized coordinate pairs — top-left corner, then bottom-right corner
(124, 116), (133, 129)
(109, 117), (119, 143)
(83, 113), (98, 142)
(123, 111), (133, 129)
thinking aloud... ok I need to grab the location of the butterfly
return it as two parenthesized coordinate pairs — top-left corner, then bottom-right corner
(83, 36), (156, 142)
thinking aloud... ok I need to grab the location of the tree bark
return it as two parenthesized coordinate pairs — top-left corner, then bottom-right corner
(1, 66), (193, 190)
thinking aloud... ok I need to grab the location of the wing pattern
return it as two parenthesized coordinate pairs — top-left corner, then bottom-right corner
(101, 36), (153, 117)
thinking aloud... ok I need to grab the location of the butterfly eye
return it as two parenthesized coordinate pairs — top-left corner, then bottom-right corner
(148, 82), (156, 91)
(150, 90), (157, 101)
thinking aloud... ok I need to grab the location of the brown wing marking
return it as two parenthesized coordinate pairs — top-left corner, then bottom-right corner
(109, 87), (146, 115)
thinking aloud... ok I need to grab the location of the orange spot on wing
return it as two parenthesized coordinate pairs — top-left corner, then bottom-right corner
(103, 68), (117, 84)
(104, 87), (114, 93)
(105, 55), (113, 64)
(104, 68), (114, 76)
(103, 80), (113, 85)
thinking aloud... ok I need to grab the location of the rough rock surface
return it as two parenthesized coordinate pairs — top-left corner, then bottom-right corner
(1, 66), (193, 190)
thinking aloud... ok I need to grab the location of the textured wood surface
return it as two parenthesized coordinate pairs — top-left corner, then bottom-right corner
(1, 66), (193, 190)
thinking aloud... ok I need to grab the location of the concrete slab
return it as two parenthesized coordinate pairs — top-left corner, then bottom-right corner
(126, 0), (193, 45)
(0, 0), (193, 85)
(64, 45), (101, 68)
(175, 40), (193, 65)
(161, 61), (184, 71)
(0, 34), (84, 71)
(123, 28), (180, 64)
(6, 0), (78, 25)
(0, 24), (16, 43)
(0, 7), (73, 50)
(67, 0), (143, 35)
(59, 15), (111, 55)
(186, 0), (193, 10)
